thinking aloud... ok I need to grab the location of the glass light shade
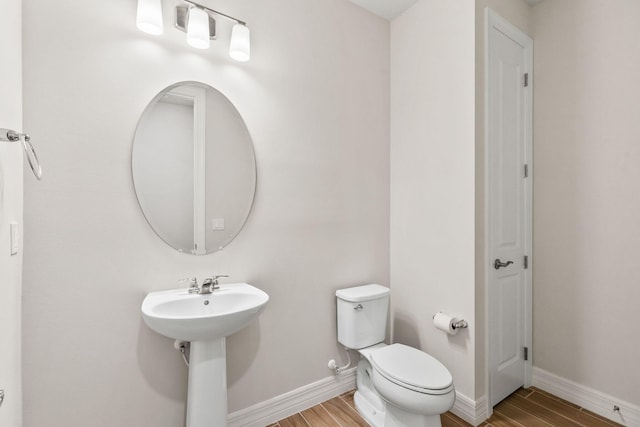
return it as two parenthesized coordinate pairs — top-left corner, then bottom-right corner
(186, 7), (210, 50)
(136, 0), (163, 35)
(229, 24), (250, 62)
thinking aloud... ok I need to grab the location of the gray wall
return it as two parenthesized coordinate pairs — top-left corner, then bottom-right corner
(21, 0), (390, 425)
(0, 0), (23, 424)
(390, 0), (477, 401)
(532, 0), (640, 406)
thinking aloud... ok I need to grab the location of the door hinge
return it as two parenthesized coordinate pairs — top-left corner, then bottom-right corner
(524, 73), (529, 87)
(524, 346), (529, 361)
(524, 164), (529, 178)
(524, 255), (529, 269)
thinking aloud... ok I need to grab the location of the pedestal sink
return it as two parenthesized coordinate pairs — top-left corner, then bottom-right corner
(141, 283), (269, 427)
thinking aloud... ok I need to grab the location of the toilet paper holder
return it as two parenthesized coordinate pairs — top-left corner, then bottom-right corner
(452, 319), (468, 330)
(432, 314), (468, 330)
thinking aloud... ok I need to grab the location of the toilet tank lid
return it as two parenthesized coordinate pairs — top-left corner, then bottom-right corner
(336, 284), (390, 302)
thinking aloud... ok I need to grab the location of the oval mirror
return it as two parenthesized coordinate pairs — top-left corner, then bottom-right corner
(132, 82), (256, 255)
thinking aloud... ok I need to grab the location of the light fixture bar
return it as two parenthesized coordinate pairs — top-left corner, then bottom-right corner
(182, 0), (246, 25)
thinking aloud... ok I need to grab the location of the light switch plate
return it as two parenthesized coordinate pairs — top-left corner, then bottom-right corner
(212, 218), (225, 231)
(10, 222), (19, 255)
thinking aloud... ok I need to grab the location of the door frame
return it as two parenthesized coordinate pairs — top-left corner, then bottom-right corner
(484, 7), (533, 409)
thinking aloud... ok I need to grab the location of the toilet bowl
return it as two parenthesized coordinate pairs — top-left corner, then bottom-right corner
(336, 285), (455, 427)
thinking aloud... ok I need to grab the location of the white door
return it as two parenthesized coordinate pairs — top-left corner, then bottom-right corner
(486, 9), (533, 407)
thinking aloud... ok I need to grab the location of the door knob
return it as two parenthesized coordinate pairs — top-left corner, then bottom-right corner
(494, 259), (514, 269)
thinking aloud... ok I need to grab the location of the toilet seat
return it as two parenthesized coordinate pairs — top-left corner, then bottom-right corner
(371, 344), (453, 395)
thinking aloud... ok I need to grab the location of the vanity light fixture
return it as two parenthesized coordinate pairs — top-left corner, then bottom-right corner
(185, 6), (211, 49)
(229, 23), (250, 62)
(137, 0), (250, 62)
(137, 0), (164, 35)
(177, 0), (250, 61)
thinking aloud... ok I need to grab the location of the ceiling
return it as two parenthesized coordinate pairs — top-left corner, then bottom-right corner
(349, 0), (544, 21)
(347, 0), (419, 20)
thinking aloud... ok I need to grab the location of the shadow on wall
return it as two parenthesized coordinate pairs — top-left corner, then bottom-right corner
(136, 318), (188, 401)
(136, 317), (262, 393)
(226, 321), (262, 387)
(392, 311), (422, 349)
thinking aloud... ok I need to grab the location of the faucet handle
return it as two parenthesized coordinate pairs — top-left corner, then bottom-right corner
(180, 277), (199, 293)
(205, 275), (228, 289)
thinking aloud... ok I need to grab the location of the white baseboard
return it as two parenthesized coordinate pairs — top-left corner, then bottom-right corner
(532, 367), (640, 427)
(227, 368), (357, 427)
(451, 392), (489, 426)
(228, 370), (493, 427)
(236, 367), (638, 426)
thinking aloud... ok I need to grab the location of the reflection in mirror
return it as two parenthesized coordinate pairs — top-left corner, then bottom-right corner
(132, 82), (256, 255)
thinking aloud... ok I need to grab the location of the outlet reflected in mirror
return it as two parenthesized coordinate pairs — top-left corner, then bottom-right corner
(132, 82), (256, 255)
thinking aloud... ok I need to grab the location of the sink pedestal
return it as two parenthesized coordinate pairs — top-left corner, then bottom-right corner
(186, 338), (227, 427)
(141, 283), (270, 427)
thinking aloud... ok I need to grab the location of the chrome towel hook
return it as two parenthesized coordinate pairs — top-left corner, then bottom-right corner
(1, 128), (43, 180)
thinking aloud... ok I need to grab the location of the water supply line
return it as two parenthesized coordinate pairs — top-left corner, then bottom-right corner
(328, 347), (352, 374)
(174, 340), (190, 367)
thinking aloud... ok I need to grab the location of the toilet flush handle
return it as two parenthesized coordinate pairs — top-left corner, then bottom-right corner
(354, 304), (363, 311)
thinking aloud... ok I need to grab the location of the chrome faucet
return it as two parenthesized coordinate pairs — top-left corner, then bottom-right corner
(199, 275), (228, 294)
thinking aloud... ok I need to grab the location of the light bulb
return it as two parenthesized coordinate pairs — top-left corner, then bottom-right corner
(187, 7), (210, 49)
(136, 0), (163, 35)
(229, 24), (250, 62)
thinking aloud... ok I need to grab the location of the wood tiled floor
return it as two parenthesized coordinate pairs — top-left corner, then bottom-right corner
(270, 387), (623, 427)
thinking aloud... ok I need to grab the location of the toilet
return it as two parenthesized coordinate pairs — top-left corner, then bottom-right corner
(336, 284), (455, 427)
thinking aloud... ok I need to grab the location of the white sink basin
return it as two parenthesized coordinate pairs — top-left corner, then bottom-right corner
(141, 282), (269, 342)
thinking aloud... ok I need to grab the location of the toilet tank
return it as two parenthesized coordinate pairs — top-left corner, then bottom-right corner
(336, 284), (390, 349)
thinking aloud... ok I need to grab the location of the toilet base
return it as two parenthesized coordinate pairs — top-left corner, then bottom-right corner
(354, 390), (385, 427)
(355, 390), (444, 427)
(353, 357), (446, 427)
(385, 403), (442, 427)
(354, 358), (386, 426)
